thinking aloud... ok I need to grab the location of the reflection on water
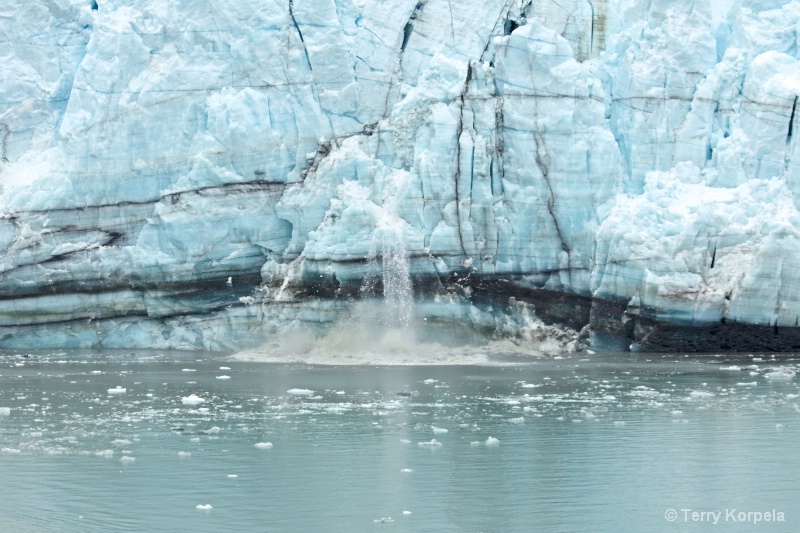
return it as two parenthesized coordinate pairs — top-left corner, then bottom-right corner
(0, 351), (798, 532)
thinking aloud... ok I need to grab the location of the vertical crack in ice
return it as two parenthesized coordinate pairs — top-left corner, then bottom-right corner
(288, 0), (312, 72)
(533, 125), (571, 281)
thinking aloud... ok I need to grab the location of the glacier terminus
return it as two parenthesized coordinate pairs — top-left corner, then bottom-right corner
(2, 0), (800, 353)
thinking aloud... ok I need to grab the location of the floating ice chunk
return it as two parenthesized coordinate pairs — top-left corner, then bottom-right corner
(190, 437), (200, 443)
(403, 511), (412, 516)
(417, 439), (442, 447)
(399, 439), (411, 444)
(720, 366), (741, 371)
(374, 517), (394, 523)
(431, 426), (448, 434)
(764, 368), (796, 381)
(335, 391), (345, 395)
(470, 441), (481, 447)
(753, 358), (765, 362)
(182, 394), (205, 405)
(400, 468), (413, 473)
(736, 382), (757, 387)
(216, 375), (231, 380)
(95, 449), (114, 458)
(521, 384), (540, 389)
(508, 417), (525, 424)
(196, 504), (213, 510)
(112, 439), (131, 447)
(120, 456), (136, 463)
(423, 379), (438, 385)
(254, 442), (273, 449)
(587, 350), (596, 355)
(219, 366), (231, 370)
(485, 437), (500, 447)
(671, 410), (683, 416)
(107, 387), (126, 394)
(0, 407), (10, 416)
(286, 389), (314, 396)
(614, 421), (626, 427)
(776, 424), (785, 429)
(689, 391), (715, 398)
(227, 474), (238, 478)
(205, 427), (221, 434)
(2, 448), (21, 454)
(182, 369), (196, 372)
(178, 451), (192, 458)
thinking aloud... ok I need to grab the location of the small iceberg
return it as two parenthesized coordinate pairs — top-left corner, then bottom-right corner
(431, 426), (448, 434)
(196, 504), (213, 511)
(181, 394), (205, 405)
(485, 437), (500, 447)
(107, 387), (126, 395)
(764, 368), (796, 381)
(287, 388), (314, 396)
(254, 442), (273, 449)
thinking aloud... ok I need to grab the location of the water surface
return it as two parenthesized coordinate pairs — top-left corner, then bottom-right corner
(0, 351), (798, 532)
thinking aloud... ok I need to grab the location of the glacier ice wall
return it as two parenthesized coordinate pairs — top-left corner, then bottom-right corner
(2, 0), (800, 351)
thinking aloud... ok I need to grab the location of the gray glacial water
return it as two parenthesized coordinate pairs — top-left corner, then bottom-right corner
(0, 350), (798, 532)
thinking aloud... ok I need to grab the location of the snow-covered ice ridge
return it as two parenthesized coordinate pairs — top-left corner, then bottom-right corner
(2, 0), (800, 351)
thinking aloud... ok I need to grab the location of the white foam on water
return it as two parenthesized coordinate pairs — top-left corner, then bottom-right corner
(254, 442), (273, 449)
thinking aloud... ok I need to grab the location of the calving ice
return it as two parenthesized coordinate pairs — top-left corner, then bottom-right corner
(679, 508), (786, 524)
(3, 0), (800, 353)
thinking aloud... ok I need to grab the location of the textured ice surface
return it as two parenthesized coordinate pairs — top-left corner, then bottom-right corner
(2, 0), (800, 350)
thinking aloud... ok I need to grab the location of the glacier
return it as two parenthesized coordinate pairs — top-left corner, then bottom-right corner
(2, 0), (800, 352)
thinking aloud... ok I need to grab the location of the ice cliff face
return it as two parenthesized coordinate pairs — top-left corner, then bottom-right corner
(2, 0), (800, 351)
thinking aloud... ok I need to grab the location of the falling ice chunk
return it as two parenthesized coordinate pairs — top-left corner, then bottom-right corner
(181, 394), (205, 405)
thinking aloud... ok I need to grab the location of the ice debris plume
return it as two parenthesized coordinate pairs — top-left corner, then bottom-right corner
(2, 0), (800, 351)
